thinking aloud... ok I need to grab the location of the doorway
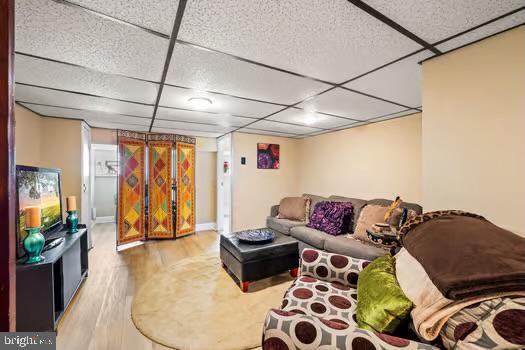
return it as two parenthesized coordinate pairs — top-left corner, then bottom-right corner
(217, 134), (232, 234)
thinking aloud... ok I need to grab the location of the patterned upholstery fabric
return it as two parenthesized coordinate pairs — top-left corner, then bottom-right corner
(262, 309), (436, 349)
(300, 248), (369, 287)
(440, 297), (525, 349)
(307, 201), (354, 235)
(262, 248), (437, 349)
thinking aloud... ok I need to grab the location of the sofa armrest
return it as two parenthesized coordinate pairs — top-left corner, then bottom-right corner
(300, 248), (370, 287)
(270, 204), (280, 217)
(262, 309), (437, 350)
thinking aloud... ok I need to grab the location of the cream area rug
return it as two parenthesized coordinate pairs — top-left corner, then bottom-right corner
(131, 255), (292, 350)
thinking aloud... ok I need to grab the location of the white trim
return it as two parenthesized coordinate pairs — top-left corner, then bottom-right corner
(92, 143), (117, 151)
(96, 216), (115, 223)
(196, 222), (217, 232)
(117, 240), (144, 252)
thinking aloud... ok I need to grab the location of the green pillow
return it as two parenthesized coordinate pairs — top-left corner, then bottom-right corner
(356, 254), (413, 334)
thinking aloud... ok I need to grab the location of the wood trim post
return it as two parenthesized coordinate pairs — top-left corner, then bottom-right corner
(0, 0), (16, 331)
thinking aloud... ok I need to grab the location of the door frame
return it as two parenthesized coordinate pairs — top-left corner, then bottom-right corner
(0, 0), (15, 331)
(216, 134), (232, 234)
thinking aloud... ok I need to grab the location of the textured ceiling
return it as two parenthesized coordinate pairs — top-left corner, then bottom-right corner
(14, 0), (525, 138)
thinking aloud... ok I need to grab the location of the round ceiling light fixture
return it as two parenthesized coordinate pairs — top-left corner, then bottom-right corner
(188, 97), (213, 109)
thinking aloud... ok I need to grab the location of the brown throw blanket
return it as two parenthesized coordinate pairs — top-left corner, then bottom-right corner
(401, 212), (525, 300)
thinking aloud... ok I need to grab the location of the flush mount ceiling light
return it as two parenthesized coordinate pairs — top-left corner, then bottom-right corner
(303, 113), (319, 125)
(188, 97), (213, 109)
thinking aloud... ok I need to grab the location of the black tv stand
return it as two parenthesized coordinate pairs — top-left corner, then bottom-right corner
(43, 237), (65, 252)
(16, 228), (89, 331)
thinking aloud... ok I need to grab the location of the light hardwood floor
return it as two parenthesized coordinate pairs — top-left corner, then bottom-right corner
(56, 223), (220, 350)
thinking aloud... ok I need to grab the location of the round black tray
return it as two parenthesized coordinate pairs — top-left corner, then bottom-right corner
(236, 228), (275, 244)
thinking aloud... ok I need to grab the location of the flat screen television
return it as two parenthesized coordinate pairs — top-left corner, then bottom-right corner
(16, 165), (63, 258)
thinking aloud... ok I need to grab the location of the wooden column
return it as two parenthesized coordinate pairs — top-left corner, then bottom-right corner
(0, 0), (15, 331)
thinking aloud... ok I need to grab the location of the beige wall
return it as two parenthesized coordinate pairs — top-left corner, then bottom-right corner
(232, 133), (301, 231)
(298, 114), (422, 203)
(15, 105), (82, 219)
(196, 151), (217, 224)
(422, 27), (525, 234)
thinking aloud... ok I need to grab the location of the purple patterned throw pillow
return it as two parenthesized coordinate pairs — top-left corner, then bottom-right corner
(306, 201), (354, 235)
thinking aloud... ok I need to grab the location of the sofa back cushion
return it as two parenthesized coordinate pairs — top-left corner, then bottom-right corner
(329, 195), (368, 232)
(278, 197), (309, 221)
(368, 198), (422, 215)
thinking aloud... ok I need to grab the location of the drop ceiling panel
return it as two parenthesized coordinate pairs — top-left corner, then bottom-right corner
(244, 120), (321, 135)
(151, 128), (223, 138)
(362, 0), (525, 43)
(20, 103), (152, 126)
(153, 119), (236, 133)
(166, 44), (330, 105)
(16, 84), (154, 117)
(15, 0), (168, 81)
(344, 51), (433, 108)
(15, 55), (159, 104)
(238, 129), (298, 138)
(160, 85), (281, 118)
(436, 12), (525, 52)
(366, 109), (421, 123)
(267, 108), (352, 129)
(179, 0), (421, 82)
(68, 0), (179, 35)
(297, 88), (405, 121)
(156, 107), (253, 127)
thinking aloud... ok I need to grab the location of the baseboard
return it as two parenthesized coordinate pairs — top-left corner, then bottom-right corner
(196, 222), (217, 232)
(117, 240), (144, 252)
(96, 216), (115, 224)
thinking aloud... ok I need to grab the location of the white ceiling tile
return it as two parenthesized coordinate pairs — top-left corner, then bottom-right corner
(366, 109), (420, 123)
(16, 84), (154, 117)
(333, 121), (369, 130)
(362, 0), (525, 43)
(297, 88), (405, 121)
(179, 0), (421, 82)
(20, 103), (152, 126)
(68, 0), (179, 35)
(88, 121), (149, 132)
(436, 12), (525, 52)
(267, 108), (352, 129)
(166, 44), (330, 105)
(156, 107), (253, 127)
(15, 0), (168, 81)
(237, 129), (298, 138)
(344, 51), (433, 108)
(151, 128), (223, 138)
(15, 55), (159, 104)
(160, 85), (281, 118)
(246, 120), (321, 135)
(153, 119), (235, 134)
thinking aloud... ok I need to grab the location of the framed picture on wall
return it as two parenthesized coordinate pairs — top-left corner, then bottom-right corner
(257, 143), (280, 169)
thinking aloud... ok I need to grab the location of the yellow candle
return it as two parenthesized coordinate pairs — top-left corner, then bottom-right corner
(25, 206), (41, 228)
(66, 196), (77, 211)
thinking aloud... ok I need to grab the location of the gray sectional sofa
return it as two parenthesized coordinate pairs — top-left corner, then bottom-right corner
(267, 193), (422, 260)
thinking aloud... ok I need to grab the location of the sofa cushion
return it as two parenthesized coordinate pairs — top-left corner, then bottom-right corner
(266, 216), (304, 235)
(324, 235), (385, 261)
(281, 276), (358, 323)
(329, 196), (368, 232)
(302, 193), (329, 217)
(354, 204), (390, 241)
(290, 226), (328, 249)
(278, 196), (309, 221)
(368, 198), (423, 215)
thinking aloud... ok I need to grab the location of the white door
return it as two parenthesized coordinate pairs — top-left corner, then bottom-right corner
(217, 135), (232, 234)
(81, 123), (93, 248)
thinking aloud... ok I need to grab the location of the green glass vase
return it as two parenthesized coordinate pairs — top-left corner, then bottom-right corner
(66, 210), (79, 234)
(23, 227), (45, 264)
